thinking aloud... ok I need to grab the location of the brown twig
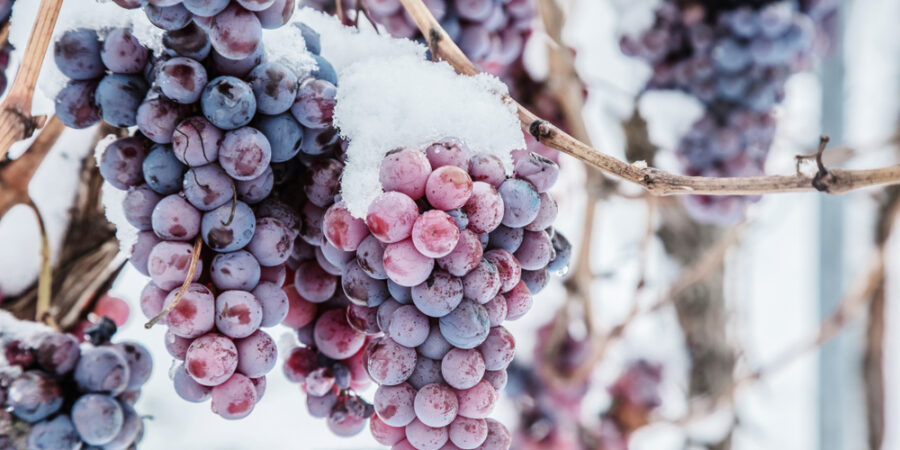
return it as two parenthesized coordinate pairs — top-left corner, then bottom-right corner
(0, 115), (65, 217)
(3, 124), (123, 330)
(144, 237), (203, 329)
(0, 0), (65, 161)
(396, 0), (900, 197)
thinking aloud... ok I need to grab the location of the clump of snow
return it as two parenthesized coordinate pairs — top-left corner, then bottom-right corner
(295, 10), (524, 217)
(94, 135), (138, 255)
(0, 310), (55, 373)
(262, 25), (317, 79)
(295, 8), (427, 73)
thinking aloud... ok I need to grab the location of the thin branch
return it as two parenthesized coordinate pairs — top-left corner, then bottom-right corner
(0, 115), (64, 217)
(397, 0), (900, 197)
(0, 0), (65, 161)
(144, 237), (203, 329)
(23, 199), (53, 328)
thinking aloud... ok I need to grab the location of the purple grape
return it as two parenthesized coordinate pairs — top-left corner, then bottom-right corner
(35, 333), (80, 376)
(200, 200), (257, 252)
(356, 234), (388, 279)
(151, 194), (201, 240)
(252, 281), (290, 327)
(95, 74), (149, 127)
(7, 371), (63, 422)
(366, 337), (417, 386)
(55, 80), (101, 129)
(252, 112), (304, 162)
(248, 61), (298, 115)
(211, 250), (261, 291)
(291, 78), (337, 129)
(130, 231), (160, 276)
(183, 0), (230, 16)
(74, 346), (130, 394)
(439, 300), (490, 349)
(54, 28), (104, 80)
(342, 259), (390, 307)
(513, 230), (552, 271)
(425, 137), (470, 169)
(159, 57), (208, 104)
(206, 3), (263, 60)
(417, 326), (452, 360)
(513, 152), (559, 193)
(215, 290), (263, 339)
(209, 43), (266, 78)
(441, 348), (485, 390)
(174, 363), (212, 402)
(219, 127), (272, 180)
(235, 329), (277, 378)
(137, 96), (185, 144)
(99, 137), (148, 190)
(144, 3), (193, 30)
(488, 225), (523, 253)
(521, 268), (549, 294)
(463, 181), (504, 234)
(304, 158), (344, 207)
(256, 0), (296, 28)
(183, 164), (233, 211)
(376, 298), (403, 333)
(437, 229), (483, 277)
(294, 259), (337, 302)
(374, 383), (417, 427)
(123, 184), (162, 230)
(173, 116), (223, 166)
(411, 271), (463, 318)
(497, 178), (540, 228)
(164, 283), (216, 338)
(114, 341), (153, 390)
(201, 76), (257, 130)
(71, 394), (124, 445)
(101, 28), (149, 74)
(388, 305), (430, 347)
(163, 23), (212, 60)
(27, 414), (82, 450)
(143, 144), (187, 195)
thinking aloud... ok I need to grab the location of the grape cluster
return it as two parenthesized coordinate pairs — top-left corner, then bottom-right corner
(113, 0), (295, 43)
(620, 0), (836, 224)
(584, 360), (663, 449)
(50, 2), (344, 418)
(506, 320), (591, 449)
(279, 136), (571, 448)
(0, 316), (152, 449)
(304, 0), (535, 77)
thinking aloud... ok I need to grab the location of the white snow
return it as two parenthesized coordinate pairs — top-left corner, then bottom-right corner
(261, 24), (317, 79)
(293, 11), (524, 217)
(94, 134), (138, 255)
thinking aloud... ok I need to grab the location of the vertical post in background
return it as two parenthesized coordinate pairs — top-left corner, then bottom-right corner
(818, 2), (865, 449)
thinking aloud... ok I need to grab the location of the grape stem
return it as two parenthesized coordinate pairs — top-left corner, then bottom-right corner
(0, 0), (65, 161)
(144, 237), (203, 329)
(397, 0), (900, 196)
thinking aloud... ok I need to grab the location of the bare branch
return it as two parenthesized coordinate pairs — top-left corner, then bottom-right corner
(0, 0), (65, 161)
(0, 115), (65, 217)
(397, 0), (900, 197)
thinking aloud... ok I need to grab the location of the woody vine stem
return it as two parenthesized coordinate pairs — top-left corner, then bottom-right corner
(396, 0), (900, 197)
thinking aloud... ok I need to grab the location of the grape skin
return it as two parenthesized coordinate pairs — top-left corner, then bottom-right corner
(388, 305), (431, 347)
(8, 371), (63, 422)
(374, 383), (418, 427)
(174, 363), (212, 402)
(441, 348), (485, 390)
(200, 200), (257, 253)
(201, 76), (257, 130)
(95, 74), (149, 127)
(210, 373), (258, 420)
(214, 290), (264, 339)
(74, 347), (130, 395)
(252, 281), (290, 327)
(163, 283), (215, 339)
(71, 394), (124, 445)
(185, 333), (239, 386)
(313, 309), (366, 360)
(235, 329), (277, 378)
(27, 414), (82, 450)
(211, 250), (262, 291)
(55, 80), (101, 129)
(101, 28), (149, 74)
(54, 28), (104, 80)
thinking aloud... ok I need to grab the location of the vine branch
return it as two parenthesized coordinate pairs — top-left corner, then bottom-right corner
(0, 0), (65, 161)
(397, 0), (900, 197)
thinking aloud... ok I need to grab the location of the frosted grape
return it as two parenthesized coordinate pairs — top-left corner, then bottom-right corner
(366, 337), (417, 386)
(388, 305), (431, 347)
(426, 166), (473, 211)
(441, 348), (485, 390)
(439, 300), (490, 349)
(412, 210), (461, 258)
(201, 200), (257, 252)
(211, 250), (261, 291)
(411, 271), (463, 318)
(71, 394), (123, 445)
(294, 260), (338, 302)
(210, 373), (257, 420)
(367, 191), (420, 244)
(235, 329), (277, 378)
(405, 418), (449, 450)
(253, 281), (290, 327)
(463, 182), (504, 234)
(313, 309), (366, 360)
(380, 148), (432, 200)
(173, 116), (222, 166)
(164, 283), (215, 338)
(374, 383), (417, 427)
(185, 333), (238, 386)
(215, 290), (263, 339)
(151, 194), (200, 241)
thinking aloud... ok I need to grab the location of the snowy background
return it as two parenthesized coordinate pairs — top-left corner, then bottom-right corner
(1, 0), (899, 449)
